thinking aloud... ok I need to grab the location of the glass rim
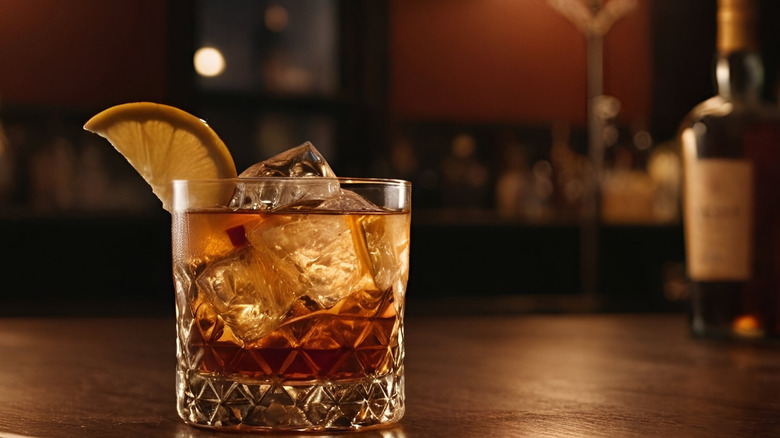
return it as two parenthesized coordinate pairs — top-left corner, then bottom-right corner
(172, 177), (411, 186)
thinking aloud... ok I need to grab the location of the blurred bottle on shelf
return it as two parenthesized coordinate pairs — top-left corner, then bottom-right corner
(647, 140), (682, 224)
(495, 140), (530, 220)
(28, 122), (76, 212)
(441, 133), (489, 210)
(598, 96), (654, 225)
(601, 126), (681, 225)
(596, 92), (681, 226)
(680, 0), (780, 339)
(549, 122), (590, 222)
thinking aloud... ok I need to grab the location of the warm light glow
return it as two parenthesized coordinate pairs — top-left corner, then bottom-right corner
(733, 315), (763, 337)
(194, 46), (225, 77)
(265, 5), (289, 32)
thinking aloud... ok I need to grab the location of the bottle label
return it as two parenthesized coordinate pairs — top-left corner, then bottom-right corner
(684, 158), (754, 281)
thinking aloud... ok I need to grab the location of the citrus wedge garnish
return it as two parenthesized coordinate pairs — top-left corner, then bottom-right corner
(84, 102), (237, 211)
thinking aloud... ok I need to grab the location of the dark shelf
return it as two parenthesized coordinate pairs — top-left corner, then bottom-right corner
(0, 214), (686, 317)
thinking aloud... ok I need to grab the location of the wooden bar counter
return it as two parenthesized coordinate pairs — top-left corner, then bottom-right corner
(0, 313), (778, 437)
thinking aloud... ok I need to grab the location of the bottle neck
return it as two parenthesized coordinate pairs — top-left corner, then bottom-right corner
(715, 0), (763, 102)
(715, 51), (763, 102)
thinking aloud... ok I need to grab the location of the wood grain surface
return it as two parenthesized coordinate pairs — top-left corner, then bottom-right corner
(0, 314), (778, 437)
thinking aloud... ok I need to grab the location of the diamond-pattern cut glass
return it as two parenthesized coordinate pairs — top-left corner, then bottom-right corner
(177, 365), (404, 430)
(173, 178), (409, 431)
(176, 284), (406, 431)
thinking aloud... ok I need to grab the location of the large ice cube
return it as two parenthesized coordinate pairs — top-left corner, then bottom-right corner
(195, 247), (298, 343)
(239, 142), (336, 178)
(314, 188), (384, 212)
(361, 213), (411, 292)
(231, 142), (340, 211)
(245, 213), (377, 309)
(228, 178), (340, 212)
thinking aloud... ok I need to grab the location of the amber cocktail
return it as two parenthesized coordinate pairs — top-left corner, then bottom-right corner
(172, 178), (411, 431)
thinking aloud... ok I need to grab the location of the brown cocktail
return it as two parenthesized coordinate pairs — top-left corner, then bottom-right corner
(172, 177), (410, 431)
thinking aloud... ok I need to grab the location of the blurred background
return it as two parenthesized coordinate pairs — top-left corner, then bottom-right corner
(0, 0), (778, 316)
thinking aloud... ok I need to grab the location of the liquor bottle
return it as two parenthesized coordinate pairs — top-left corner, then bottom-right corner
(680, 0), (780, 339)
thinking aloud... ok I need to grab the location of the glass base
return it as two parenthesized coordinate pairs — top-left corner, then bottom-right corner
(689, 281), (770, 340)
(177, 369), (404, 432)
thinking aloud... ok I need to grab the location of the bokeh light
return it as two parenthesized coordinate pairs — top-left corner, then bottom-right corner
(194, 46), (226, 77)
(265, 5), (289, 32)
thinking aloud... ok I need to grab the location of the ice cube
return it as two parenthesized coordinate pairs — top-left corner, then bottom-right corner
(228, 178), (340, 211)
(314, 188), (384, 212)
(195, 247), (299, 343)
(239, 141), (336, 178)
(245, 213), (377, 309)
(231, 142), (340, 211)
(361, 213), (411, 292)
